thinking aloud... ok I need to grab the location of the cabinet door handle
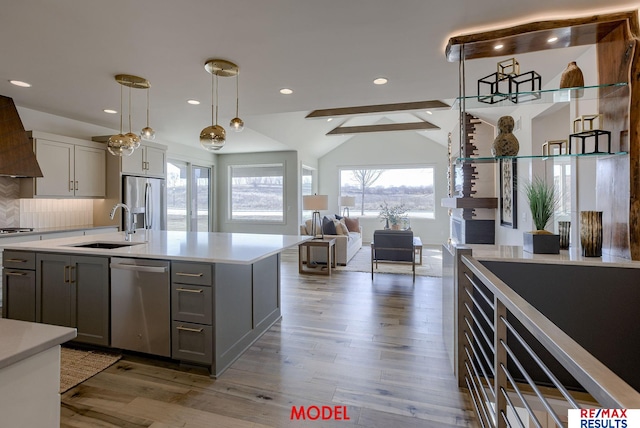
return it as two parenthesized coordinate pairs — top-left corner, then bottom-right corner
(5, 259), (27, 263)
(75, 181), (78, 191)
(69, 180), (74, 192)
(5, 271), (27, 276)
(176, 272), (204, 278)
(63, 265), (69, 283)
(177, 326), (203, 333)
(69, 265), (75, 283)
(176, 287), (204, 293)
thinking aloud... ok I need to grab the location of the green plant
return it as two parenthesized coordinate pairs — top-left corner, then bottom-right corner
(523, 177), (559, 232)
(378, 202), (409, 226)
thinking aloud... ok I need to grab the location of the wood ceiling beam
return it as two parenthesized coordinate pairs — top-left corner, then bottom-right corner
(306, 100), (449, 119)
(327, 121), (439, 135)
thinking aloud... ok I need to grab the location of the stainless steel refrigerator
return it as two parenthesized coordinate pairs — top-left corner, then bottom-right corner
(123, 175), (166, 230)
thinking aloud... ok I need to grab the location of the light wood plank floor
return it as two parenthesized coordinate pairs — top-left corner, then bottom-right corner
(61, 257), (477, 427)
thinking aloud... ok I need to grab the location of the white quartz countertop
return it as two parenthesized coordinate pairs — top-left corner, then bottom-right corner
(2, 231), (310, 264)
(0, 319), (76, 370)
(447, 243), (640, 269)
(0, 225), (115, 239)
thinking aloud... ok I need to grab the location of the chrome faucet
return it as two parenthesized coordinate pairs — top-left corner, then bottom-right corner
(110, 203), (135, 241)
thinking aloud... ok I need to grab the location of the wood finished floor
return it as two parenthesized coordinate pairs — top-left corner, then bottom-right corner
(60, 259), (477, 427)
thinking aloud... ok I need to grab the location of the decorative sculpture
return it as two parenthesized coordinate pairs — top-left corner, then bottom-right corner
(492, 116), (520, 157)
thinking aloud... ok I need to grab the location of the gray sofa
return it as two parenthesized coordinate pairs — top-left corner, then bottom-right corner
(299, 220), (362, 265)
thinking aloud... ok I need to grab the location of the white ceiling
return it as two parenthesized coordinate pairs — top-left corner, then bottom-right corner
(1, 0), (637, 157)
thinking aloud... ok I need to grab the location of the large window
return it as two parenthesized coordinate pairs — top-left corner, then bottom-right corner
(230, 163), (284, 222)
(301, 165), (315, 219)
(167, 160), (211, 231)
(339, 166), (435, 219)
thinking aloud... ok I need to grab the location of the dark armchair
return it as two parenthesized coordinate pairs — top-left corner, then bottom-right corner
(371, 230), (415, 282)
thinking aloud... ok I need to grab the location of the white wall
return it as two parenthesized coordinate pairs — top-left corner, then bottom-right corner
(317, 132), (449, 245)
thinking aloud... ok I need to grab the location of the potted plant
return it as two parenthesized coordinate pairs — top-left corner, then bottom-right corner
(522, 177), (560, 254)
(378, 202), (409, 230)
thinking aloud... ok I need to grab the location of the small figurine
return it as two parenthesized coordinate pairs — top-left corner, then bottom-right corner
(492, 116), (519, 157)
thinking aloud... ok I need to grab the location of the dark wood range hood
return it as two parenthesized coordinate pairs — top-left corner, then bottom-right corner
(0, 95), (43, 177)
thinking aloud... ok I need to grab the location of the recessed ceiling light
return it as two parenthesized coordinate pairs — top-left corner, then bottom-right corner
(9, 80), (31, 88)
(425, 110), (433, 115)
(280, 88), (293, 95)
(103, 109), (117, 114)
(494, 44), (504, 50)
(327, 118), (333, 122)
(187, 99), (200, 105)
(547, 36), (558, 43)
(373, 77), (388, 85)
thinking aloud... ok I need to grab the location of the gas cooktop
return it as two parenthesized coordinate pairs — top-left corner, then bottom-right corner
(0, 227), (34, 234)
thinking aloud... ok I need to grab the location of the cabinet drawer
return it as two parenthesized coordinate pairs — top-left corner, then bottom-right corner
(3, 269), (36, 322)
(171, 262), (212, 286)
(172, 283), (212, 324)
(3, 251), (36, 270)
(171, 321), (212, 365)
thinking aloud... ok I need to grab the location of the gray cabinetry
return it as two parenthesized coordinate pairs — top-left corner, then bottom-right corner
(36, 253), (109, 346)
(171, 261), (213, 364)
(2, 251), (37, 322)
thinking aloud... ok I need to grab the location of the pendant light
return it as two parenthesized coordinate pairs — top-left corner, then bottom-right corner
(107, 74), (150, 157)
(107, 84), (134, 157)
(230, 72), (244, 132)
(141, 86), (155, 140)
(200, 59), (240, 151)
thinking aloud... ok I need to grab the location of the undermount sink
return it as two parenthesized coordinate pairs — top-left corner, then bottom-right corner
(70, 242), (145, 249)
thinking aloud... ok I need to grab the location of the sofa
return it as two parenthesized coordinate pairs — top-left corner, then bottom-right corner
(300, 216), (362, 265)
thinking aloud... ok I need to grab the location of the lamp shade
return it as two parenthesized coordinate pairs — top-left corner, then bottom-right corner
(340, 196), (356, 207)
(303, 195), (328, 211)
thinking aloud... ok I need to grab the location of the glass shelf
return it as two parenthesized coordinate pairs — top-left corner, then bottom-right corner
(452, 82), (628, 110)
(455, 151), (628, 164)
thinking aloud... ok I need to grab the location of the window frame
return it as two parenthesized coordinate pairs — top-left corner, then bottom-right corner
(228, 162), (286, 224)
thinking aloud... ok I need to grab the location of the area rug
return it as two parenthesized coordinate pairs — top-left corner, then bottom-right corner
(283, 244), (443, 277)
(59, 346), (121, 393)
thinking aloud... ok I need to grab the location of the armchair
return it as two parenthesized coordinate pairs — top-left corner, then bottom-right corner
(371, 230), (415, 282)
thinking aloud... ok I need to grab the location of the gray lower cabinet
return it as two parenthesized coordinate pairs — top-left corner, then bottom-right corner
(171, 254), (281, 377)
(2, 250), (37, 322)
(36, 253), (109, 346)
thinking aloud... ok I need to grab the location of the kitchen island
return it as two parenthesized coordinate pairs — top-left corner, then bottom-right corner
(2, 230), (309, 377)
(0, 318), (76, 428)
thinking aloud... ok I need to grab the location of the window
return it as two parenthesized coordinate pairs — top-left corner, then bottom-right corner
(553, 161), (571, 219)
(167, 160), (212, 231)
(339, 166), (435, 219)
(301, 165), (315, 219)
(230, 163), (284, 222)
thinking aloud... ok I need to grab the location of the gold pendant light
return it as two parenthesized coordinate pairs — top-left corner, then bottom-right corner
(141, 86), (155, 140)
(230, 72), (244, 132)
(200, 59), (240, 151)
(107, 74), (150, 156)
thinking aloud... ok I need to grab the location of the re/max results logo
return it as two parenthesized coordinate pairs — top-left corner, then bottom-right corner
(568, 409), (640, 428)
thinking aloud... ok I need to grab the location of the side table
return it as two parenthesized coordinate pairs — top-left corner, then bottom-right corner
(298, 238), (336, 275)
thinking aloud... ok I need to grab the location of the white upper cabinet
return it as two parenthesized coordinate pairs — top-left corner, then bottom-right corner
(20, 132), (106, 198)
(121, 142), (166, 177)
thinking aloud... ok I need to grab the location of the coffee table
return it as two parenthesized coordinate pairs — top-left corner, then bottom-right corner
(413, 236), (423, 265)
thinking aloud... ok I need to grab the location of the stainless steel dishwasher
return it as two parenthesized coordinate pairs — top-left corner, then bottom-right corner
(110, 257), (171, 357)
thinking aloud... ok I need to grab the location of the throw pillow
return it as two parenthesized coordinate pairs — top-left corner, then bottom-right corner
(344, 217), (360, 232)
(336, 221), (349, 235)
(335, 213), (343, 220)
(322, 216), (337, 235)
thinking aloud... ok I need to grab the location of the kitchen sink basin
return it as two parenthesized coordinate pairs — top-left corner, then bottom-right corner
(70, 242), (145, 249)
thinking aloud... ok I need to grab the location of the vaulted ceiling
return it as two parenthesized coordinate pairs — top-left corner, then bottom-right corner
(1, 1), (637, 158)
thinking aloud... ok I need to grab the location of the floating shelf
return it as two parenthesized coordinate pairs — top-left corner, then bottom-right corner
(452, 82), (627, 110)
(441, 197), (498, 209)
(455, 151), (628, 164)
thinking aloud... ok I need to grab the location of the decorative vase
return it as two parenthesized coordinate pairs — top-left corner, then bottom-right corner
(580, 211), (603, 257)
(559, 61), (584, 97)
(384, 218), (389, 230)
(558, 221), (571, 249)
(491, 116), (519, 157)
(390, 223), (401, 230)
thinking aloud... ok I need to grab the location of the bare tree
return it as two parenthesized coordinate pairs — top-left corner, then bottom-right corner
(351, 170), (384, 214)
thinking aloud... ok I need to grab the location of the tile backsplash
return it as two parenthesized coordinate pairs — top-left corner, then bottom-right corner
(0, 177), (94, 229)
(20, 199), (93, 228)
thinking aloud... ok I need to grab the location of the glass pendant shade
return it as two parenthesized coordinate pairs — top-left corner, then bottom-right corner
(107, 74), (150, 156)
(230, 117), (244, 132)
(125, 132), (141, 149)
(200, 125), (226, 151)
(141, 86), (155, 140)
(107, 134), (134, 156)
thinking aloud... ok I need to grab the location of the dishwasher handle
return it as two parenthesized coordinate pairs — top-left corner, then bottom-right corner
(110, 262), (168, 273)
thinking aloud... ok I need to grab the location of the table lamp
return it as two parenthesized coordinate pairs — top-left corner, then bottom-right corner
(303, 194), (328, 238)
(340, 196), (356, 217)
